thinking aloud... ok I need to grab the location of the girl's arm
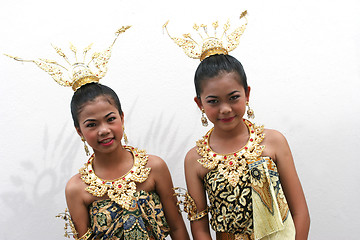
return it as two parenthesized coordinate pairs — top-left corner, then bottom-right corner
(266, 129), (310, 240)
(149, 155), (190, 240)
(65, 174), (92, 238)
(184, 148), (213, 240)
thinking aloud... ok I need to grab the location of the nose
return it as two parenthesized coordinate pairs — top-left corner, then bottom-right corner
(98, 124), (110, 136)
(220, 103), (231, 114)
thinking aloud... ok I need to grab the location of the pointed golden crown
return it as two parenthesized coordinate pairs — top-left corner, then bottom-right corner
(163, 11), (248, 61)
(5, 26), (131, 91)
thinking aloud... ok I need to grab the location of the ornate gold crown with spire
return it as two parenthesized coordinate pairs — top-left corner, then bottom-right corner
(5, 26), (131, 91)
(163, 11), (248, 61)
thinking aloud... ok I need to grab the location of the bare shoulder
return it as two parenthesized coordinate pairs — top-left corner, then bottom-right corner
(65, 173), (93, 207)
(262, 128), (291, 162)
(147, 154), (168, 171)
(184, 146), (200, 164)
(263, 128), (288, 143)
(65, 173), (85, 196)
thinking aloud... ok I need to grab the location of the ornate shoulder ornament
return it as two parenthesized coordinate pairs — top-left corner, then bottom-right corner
(196, 119), (265, 187)
(79, 146), (151, 210)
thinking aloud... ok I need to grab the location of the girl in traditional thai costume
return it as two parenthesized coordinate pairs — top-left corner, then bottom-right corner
(164, 12), (310, 240)
(6, 27), (189, 240)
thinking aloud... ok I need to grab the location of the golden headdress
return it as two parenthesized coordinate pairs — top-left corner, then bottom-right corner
(163, 11), (248, 61)
(5, 26), (131, 91)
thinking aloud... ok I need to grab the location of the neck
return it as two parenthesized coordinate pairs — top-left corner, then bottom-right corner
(92, 145), (130, 168)
(212, 120), (249, 140)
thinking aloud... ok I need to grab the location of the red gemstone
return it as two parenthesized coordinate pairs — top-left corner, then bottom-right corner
(131, 170), (134, 173)
(213, 154), (217, 157)
(207, 148), (210, 151)
(89, 170), (92, 173)
(224, 156), (227, 159)
(122, 177), (125, 180)
(250, 139), (253, 142)
(102, 181), (105, 184)
(251, 130), (254, 133)
(229, 161), (233, 165)
(245, 147), (248, 150)
(234, 153), (237, 157)
(118, 185), (122, 188)
(135, 154), (138, 157)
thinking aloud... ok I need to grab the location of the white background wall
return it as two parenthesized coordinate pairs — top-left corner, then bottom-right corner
(0, 0), (359, 239)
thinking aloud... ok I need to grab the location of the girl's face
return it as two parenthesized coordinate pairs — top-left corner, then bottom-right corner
(76, 96), (124, 154)
(195, 71), (250, 131)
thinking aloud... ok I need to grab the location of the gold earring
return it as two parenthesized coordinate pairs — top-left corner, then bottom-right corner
(246, 101), (255, 119)
(201, 109), (208, 127)
(81, 137), (90, 156)
(122, 125), (128, 145)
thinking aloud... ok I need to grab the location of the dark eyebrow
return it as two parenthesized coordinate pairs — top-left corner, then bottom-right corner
(228, 90), (240, 96)
(205, 90), (240, 99)
(83, 112), (115, 124)
(205, 95), (218, 99)
(83, 119), (95, 124)
(105, 112), (115, 118)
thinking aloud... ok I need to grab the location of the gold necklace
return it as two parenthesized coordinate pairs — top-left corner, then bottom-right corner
(196, 119), (265, 187)
(79, 146), (151, 210)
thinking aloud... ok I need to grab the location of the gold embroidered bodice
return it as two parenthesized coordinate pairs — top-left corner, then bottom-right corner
(196, 120), (295, 239)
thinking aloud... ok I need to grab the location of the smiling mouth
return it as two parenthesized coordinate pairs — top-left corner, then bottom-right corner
(220, 116), (235, 122)
(99, 138), (114, 146)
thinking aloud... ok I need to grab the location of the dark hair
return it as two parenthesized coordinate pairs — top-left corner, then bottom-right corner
(70, 83), (123, 128)
(194, 54), (248, 98)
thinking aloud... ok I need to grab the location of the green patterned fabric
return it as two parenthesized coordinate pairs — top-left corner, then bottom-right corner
(89, 190), (170, 239)
(204, 157), (295, 239)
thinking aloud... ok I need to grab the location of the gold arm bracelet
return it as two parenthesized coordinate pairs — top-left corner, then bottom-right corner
(76, 228), (93, 240)
(188, 207), (209, 221)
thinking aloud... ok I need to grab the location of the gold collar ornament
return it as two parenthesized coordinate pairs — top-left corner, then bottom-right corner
(79, 146), (151, 210)
(196, 119), (265, 187)
(5, 26), (131, 91)
(163, 11), (248, 61)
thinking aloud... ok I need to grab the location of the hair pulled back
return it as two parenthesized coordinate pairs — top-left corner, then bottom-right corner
(70, 83), (123, 128)
(194, 54), (248, 98)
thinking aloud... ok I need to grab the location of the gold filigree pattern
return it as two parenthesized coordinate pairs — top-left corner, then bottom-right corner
(196, 119), (265, 187)
(79, 146), (151, 210)
(163, 11), (248, 61)
(5, 26), (131, 91)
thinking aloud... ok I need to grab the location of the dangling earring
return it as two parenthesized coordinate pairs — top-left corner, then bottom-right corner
(122, 125), (128, 145)
(246, 101), (255, 119)
(81, 137), (90, 156)
(201, 108), (208, 127)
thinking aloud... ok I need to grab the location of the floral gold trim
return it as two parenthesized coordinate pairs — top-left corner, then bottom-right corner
(79, 146), (151, 210)
(196, 119), (265, 187)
